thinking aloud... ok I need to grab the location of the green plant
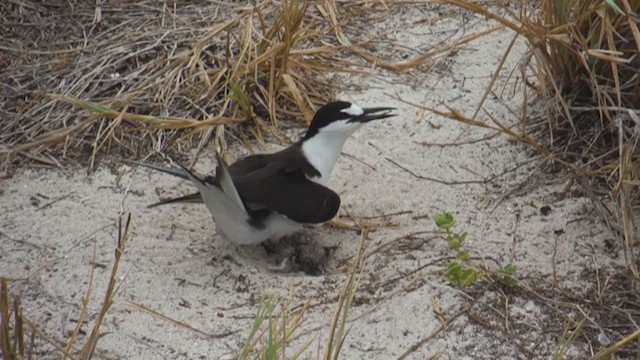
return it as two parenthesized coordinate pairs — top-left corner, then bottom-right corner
(498, 263), (518, 288)
(237, 293), (312, 360)
(433, 212), (479, 287)
(433, 212), (518, 289)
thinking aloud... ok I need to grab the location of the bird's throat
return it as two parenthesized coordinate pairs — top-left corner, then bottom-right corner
(301, 131), (351, 186)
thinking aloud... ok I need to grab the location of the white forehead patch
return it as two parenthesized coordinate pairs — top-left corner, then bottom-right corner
(340, 103), (364, 116)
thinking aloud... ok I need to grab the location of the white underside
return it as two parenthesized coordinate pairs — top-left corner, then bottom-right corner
(185, 172), (302, 245)
(215, 212), (302, 246)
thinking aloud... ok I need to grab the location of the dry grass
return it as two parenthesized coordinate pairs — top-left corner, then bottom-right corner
(1, 0), (331, 168)
(0, 0), (437, 171)
(6, 0), (638, 357)
(524, 0), (640, 281)
(1, 279), (25, 360)
(398, 0), (640, 357)
(414, 0), (640, 272)
(0, 1), (482, 358)
(232, 232), (368, 359)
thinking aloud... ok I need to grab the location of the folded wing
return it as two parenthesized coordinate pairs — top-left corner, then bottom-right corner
(232, 162), (340, 224)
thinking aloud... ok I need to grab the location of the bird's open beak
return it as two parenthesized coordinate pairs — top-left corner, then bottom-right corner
(349, 107), (397, 123)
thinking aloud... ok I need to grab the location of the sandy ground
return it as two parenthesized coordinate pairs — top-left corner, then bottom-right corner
(0, 4), (628, 360)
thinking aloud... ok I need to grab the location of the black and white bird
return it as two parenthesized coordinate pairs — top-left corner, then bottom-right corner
(128, 101), (396, 245)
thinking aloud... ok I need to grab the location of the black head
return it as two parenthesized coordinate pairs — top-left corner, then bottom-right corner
(303, 101), (396, 140)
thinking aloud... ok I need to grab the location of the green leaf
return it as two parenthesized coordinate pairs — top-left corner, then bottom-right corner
(460, 268), (478, 286)
(445, 262), (478, 287)
(452, 231), (467, 245)
(456, 250), (470, 261)
(500, 263), (517, 276)
(499, 263), (518, 288)
(604, 0), (625, 15)
(445, 261), (463, 285)
(433, 212), (454, 229)
(447, 235), (460, 250)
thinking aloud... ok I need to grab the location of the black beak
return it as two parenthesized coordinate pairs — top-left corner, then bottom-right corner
(349, 107), (397, 123)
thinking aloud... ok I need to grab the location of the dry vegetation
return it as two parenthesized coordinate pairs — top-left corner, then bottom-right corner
(429, 0), (640, 275)
(1, 0), (640, 358)
(0, 0), (443, 170)
(418, 0), (640, 357)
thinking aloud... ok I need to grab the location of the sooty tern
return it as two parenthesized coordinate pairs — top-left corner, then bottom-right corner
(128, 101), (396, 245)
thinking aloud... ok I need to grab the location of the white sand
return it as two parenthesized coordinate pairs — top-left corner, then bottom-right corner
(0, 5), (624, 359)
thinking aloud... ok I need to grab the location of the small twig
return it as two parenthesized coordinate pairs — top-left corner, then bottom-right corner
(123, 300), (238, 339)
(385, 157), (487, 185)
(341, 151), (376, 171)
(397, 301), (476, 360)
(0, 230), (42, 250)
(353, 210), (412, 220)
(414, 131), (499, 147)
(35, 191), (76, 211)
(380, 257), (448, 288)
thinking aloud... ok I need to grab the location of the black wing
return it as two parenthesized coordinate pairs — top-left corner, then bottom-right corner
(228, 144), (339, 223)
(235, 170), (340, 224)
(229, 142), (321, 179)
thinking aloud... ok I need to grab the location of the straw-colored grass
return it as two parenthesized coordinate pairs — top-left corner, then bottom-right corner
(0, 1), (488, 358)
(403, 0), (640, 357)
(1, 0), (334, 168)
(1, 279), (26, 360)
(417, 0), (640, 273)
(235, 230), (368, 360)
(0, 0), (438, 170)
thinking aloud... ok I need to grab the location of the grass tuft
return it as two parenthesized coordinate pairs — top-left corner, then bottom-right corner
(404, 0), (640, 356)
(237, 293), (312, 360)
(0, 214), (131, 359)
(426, 0), (640, 274)
(1, 279), (25, 360)
(235, 231), (369, 360)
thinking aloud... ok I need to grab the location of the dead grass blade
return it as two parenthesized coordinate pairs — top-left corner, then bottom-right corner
(63, 239), (98, 359)
(352, 25), (503, 72)
(2, 0), (499, 170)
(123, 300), (237, 339)
(79, 214), (131, 359)
(324, 230), (368, 360)
(590, 329), (640, 360)
(1, 279), (21, 359)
